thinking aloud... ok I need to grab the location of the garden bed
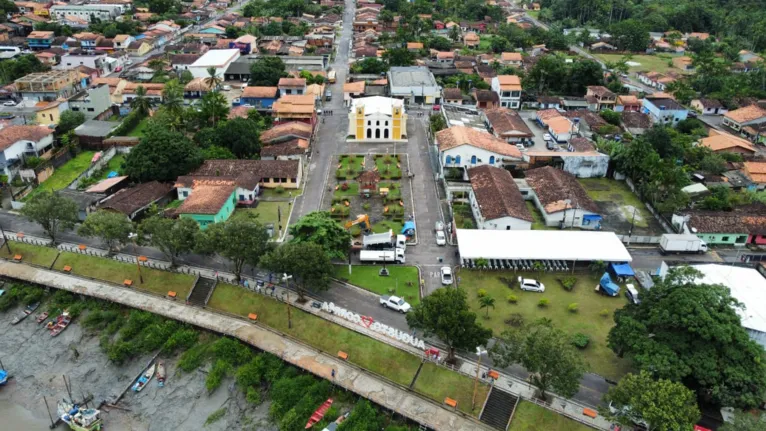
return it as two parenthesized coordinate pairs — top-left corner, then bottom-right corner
(373, 154), (402, 179)
(335, 154), (365, 180)
(334, 265), (420, 305)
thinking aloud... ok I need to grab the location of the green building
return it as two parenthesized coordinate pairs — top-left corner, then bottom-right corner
(177, 183), (237, 229)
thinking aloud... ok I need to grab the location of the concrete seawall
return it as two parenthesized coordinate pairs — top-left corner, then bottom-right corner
(0, 261), (493, 431)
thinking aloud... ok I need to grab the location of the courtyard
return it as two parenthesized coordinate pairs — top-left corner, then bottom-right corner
(579, 178), (664, 235)
(459, 270), (633, 380)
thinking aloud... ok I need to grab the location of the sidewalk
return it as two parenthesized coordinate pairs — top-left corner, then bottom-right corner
(6, 230), (615, 430)
(0, 260), (493, 431)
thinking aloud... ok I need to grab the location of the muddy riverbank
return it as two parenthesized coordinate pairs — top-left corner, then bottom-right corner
(0, 305), (276, 430)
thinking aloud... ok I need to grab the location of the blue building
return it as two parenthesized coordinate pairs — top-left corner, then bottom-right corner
(239, 86), (279, 109)
(26, 31), (54, 50)
(641, 96), (688, 125)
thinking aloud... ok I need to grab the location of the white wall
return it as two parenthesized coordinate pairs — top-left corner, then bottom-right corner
(440, 144), (510, 176)
(469, 190), (531, 230)
(532, 194), (600, 228)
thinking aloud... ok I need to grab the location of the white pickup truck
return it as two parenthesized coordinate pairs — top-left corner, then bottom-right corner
(379, 295), (411, 313)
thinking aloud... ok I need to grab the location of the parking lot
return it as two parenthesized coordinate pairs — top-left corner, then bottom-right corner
(518, 110), (569, 152)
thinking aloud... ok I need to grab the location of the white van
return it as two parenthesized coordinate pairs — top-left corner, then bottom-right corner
(625, 284), (640, 304)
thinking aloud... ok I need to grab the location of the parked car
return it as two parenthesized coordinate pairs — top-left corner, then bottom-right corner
(546, 140), (557, 150)
(625, 284), (640, 304)
(543, 133), (552, 141)
(440, 266), (452, 285)
(518, 277), (545, 292)
(435, 230), (446, 246)
(380, 295), (411, 313)
(3, 100), (16, 107)
(515, 143), (526, 152)
(432, 105), (441, 111)
(222, 85), (232, 91)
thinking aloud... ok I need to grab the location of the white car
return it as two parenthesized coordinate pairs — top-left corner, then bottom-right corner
(222, 85), (232, 91)
(518, 277), (545, 292)
(440, 266), (452, 285)
(380, 295), (411, 313)
(435, 230), (446, 246)
(543, 133), (552, 141)
(3, 100), (16, 107)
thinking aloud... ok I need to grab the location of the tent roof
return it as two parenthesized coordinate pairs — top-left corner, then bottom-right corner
(455, 229), (632, 262)
(610, 262), (635, 277)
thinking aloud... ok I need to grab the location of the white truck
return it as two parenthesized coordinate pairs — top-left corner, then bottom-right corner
(359, 249), (406, 264)
(659, 234), (708, 254)
(379, 295), (411, 313)
(362, 230), (406, 250)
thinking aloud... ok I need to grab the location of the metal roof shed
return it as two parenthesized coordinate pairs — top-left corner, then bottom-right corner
(455, 229), (632, 263)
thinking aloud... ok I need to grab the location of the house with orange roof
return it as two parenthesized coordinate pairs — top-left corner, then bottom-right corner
(271, 94), (317, 126)
(699, 130), (756, 155)
(343, 80), (365, 106)
(491, 75), (522, 109)
(615, 94), (640, 112)
(463, 32), (480, 48)
(722, 104), (766, 133)
(743, 162), (766, 186)
(407, 42), (423, 52)
(436, 125), (522, 176)
(241, 86), (279, 108)
(500, 52), (522, 66)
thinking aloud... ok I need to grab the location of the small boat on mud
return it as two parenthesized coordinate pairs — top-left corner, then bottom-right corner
(156, 361), (166, 387)
(305, 398), (333, 429)
(58, 401), (103, 431)
(11, 302), (40, 325)
(0, 368), (7, 386)
(132, 363), (156, 392)
(36, 311), (49, 324)
(49, 312), (72, 337)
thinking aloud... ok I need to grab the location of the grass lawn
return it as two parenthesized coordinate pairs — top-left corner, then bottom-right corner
(372, 219), (404, 235)
(337, 155), (365, 180)
(526, 201), (554, 230)
(479, 35), (496, 51)
(526, 10), (540, 19)
(127, 117), (150, 138)
(460, 270), (633, 380)
(509, 401), (592, 431)
(53, 251), (195, 298)
(413, 362), (489, 416)
(208, 283), (421, 387)
(233, 201), (291, 231)
(334, 181), (359, 198)
(92, 154), (125, 182)
(260, 185), (303, 199)
(579, 178), (650, 229)
(374, 155), (402, 180)
(165, 199), (183, 209)
(334, 265), (420, 304)
(594, 53), (678, 74)
(379, 181), (402, 201)
(0, 242), (58, 267)
(24, 151), (96, 201)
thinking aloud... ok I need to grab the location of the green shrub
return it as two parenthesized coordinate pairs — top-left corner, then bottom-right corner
(246, 386), (261, 405)
(477, 288), (487, 298)
(205, 408), (226, 426)
(567, 302), (578, 313)
(504, 313), (524, 327)
(571, 333), (590, 349)
(349, 225), (362, 236)
(537, 298), (549, 308)
(599, 308), (610, 318)
(462, 219), (474, 229)
(362, 203), (370, 210)
(507, 294), (518, 304)
(205, 359), (231, 393)
(275, 185), (285, 194)
(560, 276), (577, 291)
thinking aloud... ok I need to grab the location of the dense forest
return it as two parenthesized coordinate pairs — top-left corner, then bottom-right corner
(539, 0), (766, 51)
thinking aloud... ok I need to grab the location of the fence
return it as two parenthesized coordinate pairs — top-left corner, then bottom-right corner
(616, 235), (661, 244)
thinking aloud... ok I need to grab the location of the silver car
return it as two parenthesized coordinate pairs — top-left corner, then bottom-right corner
(435, 230), (446, 246)
(518, 277), (545, 292)
(440, 266), (452, 285)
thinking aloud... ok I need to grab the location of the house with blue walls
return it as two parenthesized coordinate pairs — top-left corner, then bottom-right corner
(641, 95), (689, 125)
(240, 86), (279, 109)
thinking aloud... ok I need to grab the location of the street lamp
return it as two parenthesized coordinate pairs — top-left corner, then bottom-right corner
(472, 346), (488, 411)
(282, 273), (293, 329)
(127, 233), (144, 284)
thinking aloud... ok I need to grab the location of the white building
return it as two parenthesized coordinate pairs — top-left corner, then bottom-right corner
(437, 125), (522, 177)
(467, 165), (532, 230)
(524, 166), (603, 229)
(388, 66), (441, 105)
(50, 4), (125, 23)
(187, 49), (241, 80)
(0, 126), (55, 178)
(57, 50), (111, 75)
(691, 264), (766, 348)
(347, 96), (407, 142)
(491, 75), (522, 109)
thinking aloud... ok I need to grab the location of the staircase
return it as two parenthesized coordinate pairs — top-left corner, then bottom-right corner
(188, 276), (216, 307)
(479, 387), (519, 430)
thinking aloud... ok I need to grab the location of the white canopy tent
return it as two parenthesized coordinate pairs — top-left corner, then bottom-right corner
(455, 229), (633, 262)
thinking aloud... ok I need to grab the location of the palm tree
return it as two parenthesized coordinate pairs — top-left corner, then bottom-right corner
(130, 85), (152, 116)
(479, 295), (495, 318)
(147, 58), (167, 73)
(161, 80), (184, 126)
(204, 66), (223, 91)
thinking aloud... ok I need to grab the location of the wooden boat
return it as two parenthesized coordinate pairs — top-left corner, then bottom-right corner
(132, 363), (156, 392)
(50, 312), (72, 337)
(0, 369), (7, 386)
(36, 311), (49, 324)
(58, 401), (103, 431)
(11, 302), (40, 325)
(156, 361), (166, 387)
(305, 398), (333, 429)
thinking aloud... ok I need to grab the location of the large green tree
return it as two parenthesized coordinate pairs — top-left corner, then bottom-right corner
(609, 19), (651, 52)
(197, 91), (229, 128)
(129, 85), (152, 116)
(123, 122), (202, 182)
(78, 211), (133, 252)
(196, 217), (271, 282)
(57, 110), (86, 134)
(608, 266), (766, 409)
(603, 371), (700, 431)
(20, 191), (78, 244)
(288, 211), (352, 260)
(407, 288), (491, 363)
(261, 242), (333, 300)
(202, 118), (262, 158)
(249, 57), (287, 86)
(382, 47), (415, 67)
(491, 320), (585, 400)
(139, 216), (198, 266)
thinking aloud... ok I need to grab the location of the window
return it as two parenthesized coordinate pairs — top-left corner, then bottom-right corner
(87, 108), (94, 112)
(721, 236), (730, 241)
(502, 92), (510, 97)
(489, 156), (495, 164)
(445, 155), (452, 164)
(455, 155), (461, 164)
(471, 155), (477, 164)
(376, 121), (380, 126)
(239, 194), (244, 201)
(71, 107), (80, 111)
(385, 121), (388, 126)
(182, 191), (188, 197)
(506, 226), (510, 230)
(291, 178), (296, 183)
(367, 121), (371, 125)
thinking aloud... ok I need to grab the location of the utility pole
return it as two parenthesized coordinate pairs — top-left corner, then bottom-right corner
(0, 222), (11, 254)
(283, 273), (293, 329)
(128, 233), (144, 284)
(472, 346), (487, 411)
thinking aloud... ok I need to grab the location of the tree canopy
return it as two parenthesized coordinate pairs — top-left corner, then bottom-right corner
(523, 55), (603, 96)
(288, 212), (352, 260)
(406, 287), (491, 362)
(139, 216), (199, 266)
(603, 371), (700, 431)
(123, 122), (203, 183)
(57, 110), (86, 134)
(20, 191), (78, 244)
(78, 211), (133, 252)
(196, 216), (271, 282)
(607, 266), (766, 409)
(261, 242), (333, 300)
(249, 57), (287, 86)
